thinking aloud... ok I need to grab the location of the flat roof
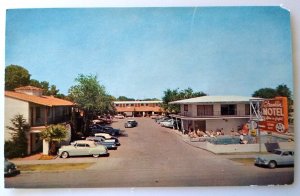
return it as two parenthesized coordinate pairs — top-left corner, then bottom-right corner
(170, 96), (262, 104)
(114, 100), (162, 104)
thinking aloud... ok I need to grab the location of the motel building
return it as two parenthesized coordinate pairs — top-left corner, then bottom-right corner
(170, 96), (262, 134)
(113, 100), (164, 117)
(5, 86), (74, 155)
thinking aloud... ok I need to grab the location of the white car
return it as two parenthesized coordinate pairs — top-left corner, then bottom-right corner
(160, 119), (174, 128)
(94, 133), (121, 146)
(114, 114), (125, 119)
(58, 140), (109, 158)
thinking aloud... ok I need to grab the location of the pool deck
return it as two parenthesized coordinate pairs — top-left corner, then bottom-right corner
(168, 128), (295, 155)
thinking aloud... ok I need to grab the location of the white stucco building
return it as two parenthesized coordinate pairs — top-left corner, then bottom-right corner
(170, 96), (261, 134)
(5, 86), (74, 154)
(113, 100), (164, 117)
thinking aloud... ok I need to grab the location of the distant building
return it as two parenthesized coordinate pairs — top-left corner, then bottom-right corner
(170, 96), (260, 134)
(5, 86), (75, 154)
(113, 100), (164, 117)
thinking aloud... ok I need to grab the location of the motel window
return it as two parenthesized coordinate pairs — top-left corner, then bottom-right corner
(36, 107), (41, 119)
(146, 104), (148, 106)
(141, 103), (144, 106)
(126, 104), (129, 107)
(245, 104), (250, 115)
(131, 104), (134, 106)
(115, 104), (119, 107)
(184, 104), (188, 111)
(47, 107), (51, 116)
(221, 104), (236, 115)
(197, 105), (213, 116)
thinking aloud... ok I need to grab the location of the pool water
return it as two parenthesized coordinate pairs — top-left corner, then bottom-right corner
(209, 135), (289, 145)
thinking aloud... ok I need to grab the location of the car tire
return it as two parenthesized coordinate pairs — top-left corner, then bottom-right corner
(268, 161), (277, 169)
(92, 154), (100, 158)
(61, 151), (69, 159)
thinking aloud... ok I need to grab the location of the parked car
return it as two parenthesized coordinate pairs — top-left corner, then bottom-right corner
(89, 124), (120, 136)
(94, 133), (121, 146)
(124, 119), (138, 128)
(4, 160), (20, 177)
(158, 118), (172, 125)
(156, 117), (170, 124)
(254, 149), (294, 168)
(58, 140), (109, 158)
(114, 114), (125, 119)
(86, 136), (118, 150)
(160, 119), (174, 128)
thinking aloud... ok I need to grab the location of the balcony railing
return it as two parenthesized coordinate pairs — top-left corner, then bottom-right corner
(32, 115), (71, 126)
(179, 110), (249, 117)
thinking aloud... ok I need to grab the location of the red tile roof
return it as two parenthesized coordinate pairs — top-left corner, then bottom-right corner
(14, 85), (43, 91)
(115, 106), (163, 112)
(5, 91), (74, 107)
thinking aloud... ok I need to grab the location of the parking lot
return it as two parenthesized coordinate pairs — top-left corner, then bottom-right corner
(5, 117), (294, 188)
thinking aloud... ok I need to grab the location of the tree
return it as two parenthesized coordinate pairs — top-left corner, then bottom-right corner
(5, 114), (30, 158)
(252, 84), (293, 112)
(276, 84), (292, 99)
(142, 98), (160, 101)
(5, 65), (31, 90)
(48, 85), (59, 96)
(40, 124), (67, 155)
(117, 96), (135, 101)
(252, 88), (277, 98)
(68, 74), (114, 132)
(162, 88), (206, 113)
(29, 79), (43, 88)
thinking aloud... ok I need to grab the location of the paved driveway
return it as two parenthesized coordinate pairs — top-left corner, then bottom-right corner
(5, 117), (294, 188)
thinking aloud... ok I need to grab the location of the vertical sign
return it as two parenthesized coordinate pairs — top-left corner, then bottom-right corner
(259, 97), (289, 133)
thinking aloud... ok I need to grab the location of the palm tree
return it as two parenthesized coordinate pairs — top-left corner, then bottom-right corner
(40, 124), (67, 155)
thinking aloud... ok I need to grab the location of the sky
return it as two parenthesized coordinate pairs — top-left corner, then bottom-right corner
(5, 6), (293, 99)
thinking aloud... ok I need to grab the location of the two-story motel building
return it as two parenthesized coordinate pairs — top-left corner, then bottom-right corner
(5, 86), (74, 154)
(113, 100), (164, 117)
(170, 96), (261, 134)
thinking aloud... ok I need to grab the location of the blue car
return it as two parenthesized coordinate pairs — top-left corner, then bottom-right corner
(89, 124), (120, 136)
(86, 136), (118, 150)
(255, 149), (294, 168)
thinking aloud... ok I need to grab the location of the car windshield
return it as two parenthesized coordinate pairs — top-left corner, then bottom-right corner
(273, 150), (282, 155)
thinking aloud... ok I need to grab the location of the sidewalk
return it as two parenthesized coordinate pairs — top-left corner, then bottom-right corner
(9, 154), (97, 165)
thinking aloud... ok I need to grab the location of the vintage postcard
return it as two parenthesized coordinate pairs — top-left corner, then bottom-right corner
(4, 6), (294, 189)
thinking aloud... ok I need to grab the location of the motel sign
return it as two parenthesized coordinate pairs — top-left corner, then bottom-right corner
(259, 97), (289, 133)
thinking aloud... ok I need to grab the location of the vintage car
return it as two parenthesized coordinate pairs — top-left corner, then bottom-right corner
(254, 149), (294, 168)
(124, 120), (138, 128)
(86, 136), (118, 150)
(89, 124), (120, 136)
(114, 114), (125, 119)
(4, 160), (20, 177)
(58, 140), (109, 158)
(160, 119), (174, 128)
(94, 133), (121, 146)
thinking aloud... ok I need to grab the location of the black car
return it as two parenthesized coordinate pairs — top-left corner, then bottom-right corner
(4, 160), (20, 177)
(124, 120), (138, 128)
(89, 124), (120, 136)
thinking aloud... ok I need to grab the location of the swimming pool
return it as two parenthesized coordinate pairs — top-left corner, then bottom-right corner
(208, 135), (290, 145)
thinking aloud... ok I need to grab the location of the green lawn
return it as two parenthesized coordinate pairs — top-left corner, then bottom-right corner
(17, 163), (94, 172)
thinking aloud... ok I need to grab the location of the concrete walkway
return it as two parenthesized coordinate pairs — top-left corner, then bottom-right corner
(166, 128), (259, 159)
